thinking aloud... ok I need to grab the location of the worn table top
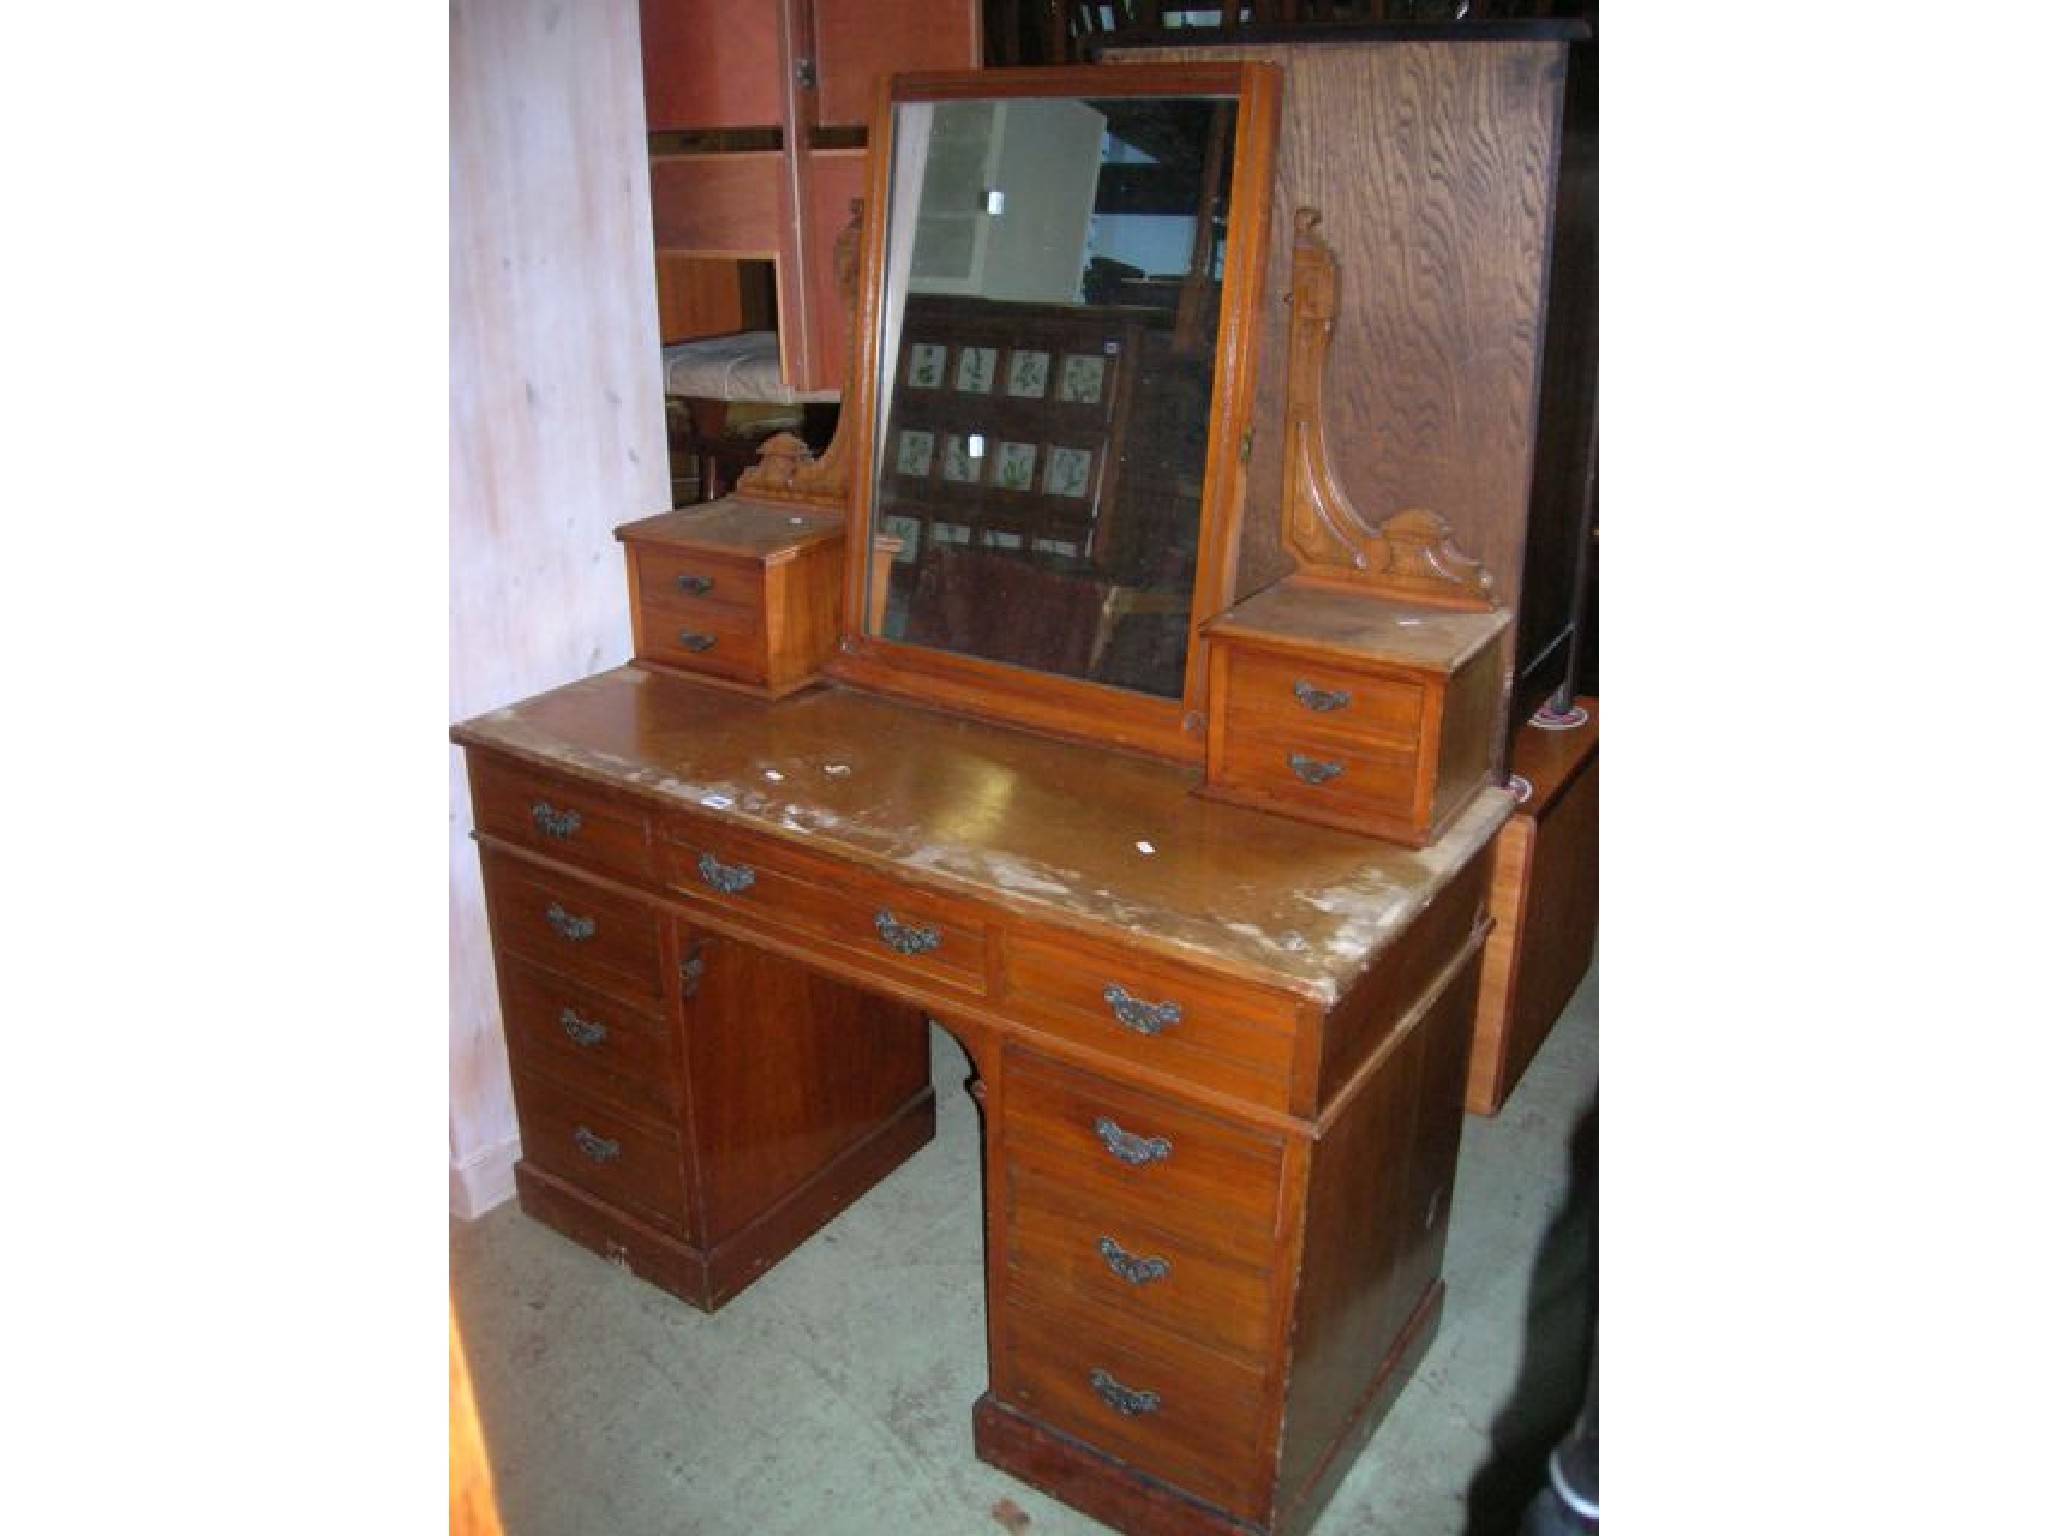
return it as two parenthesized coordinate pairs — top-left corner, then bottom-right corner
(454, 665), (1512, 1003)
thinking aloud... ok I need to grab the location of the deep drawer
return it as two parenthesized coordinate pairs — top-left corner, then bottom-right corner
(1000, 927), (1298, 1110)
(480, 849), (667, 1003)
(662, 818), (989, 997)
(496, 953), (678, 1120)
(1005, 1162), (1278, 1367)
(1001, 1049), (1286, 1261)
(996, 1291), (1272, 1519)
(468, 754), (655, 880)
(635, 590), (770, 682)
(511, 1069), (688, 1232)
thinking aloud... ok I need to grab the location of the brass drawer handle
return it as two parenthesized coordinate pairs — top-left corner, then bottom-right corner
(1098, 1236), (1170, 1286)
(1094, 1116), (1171, 1167)
(1292, 679), (1351, 713)
(572, 1126), (620, 1163)
(530, 801), (582, 839)
(1089, 1368), (1161, 1417)
(873, 909), (941, 956)
(1103, 983), (1180, 1036)
(697, 852), (756, 894)
(1288, 751), (1344, 786)
(559, 1008), (607, 1047)
(545, 903), (596, 941)
(674, 573), (716, 596)
(675, 629), (717, 652)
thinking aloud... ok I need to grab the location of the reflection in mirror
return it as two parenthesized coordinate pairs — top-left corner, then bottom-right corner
(866, 92), (1240, 699)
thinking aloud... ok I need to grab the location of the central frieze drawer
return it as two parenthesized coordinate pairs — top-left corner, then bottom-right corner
(468, 754), (655, 881)
(661, 819), (989, 996)
(1001, 928), (1299, 1110)
(1003, 1050), (1286, 1261)
(479, 849), (667, 1004)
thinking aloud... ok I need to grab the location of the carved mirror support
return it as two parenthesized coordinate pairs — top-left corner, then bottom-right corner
(1281, 208), (1496, 610)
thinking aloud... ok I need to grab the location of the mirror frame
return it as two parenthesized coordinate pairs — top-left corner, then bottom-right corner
(827, 62), (1282, 764)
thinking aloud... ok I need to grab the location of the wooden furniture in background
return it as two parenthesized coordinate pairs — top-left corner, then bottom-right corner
(615, 500), (846, 697)
(637, 0), (981, 392)
(1107, 26), (1597, 756)
(1468, 695), (1598, 1115)
(450, 1302), (503, 1536)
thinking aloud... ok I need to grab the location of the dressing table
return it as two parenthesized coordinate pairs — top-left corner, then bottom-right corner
(456, 60), (1525, 1536)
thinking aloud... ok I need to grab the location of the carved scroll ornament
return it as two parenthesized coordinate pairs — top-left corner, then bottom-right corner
(1281, 208), (1496, 610)
(737, 199), (865, 509)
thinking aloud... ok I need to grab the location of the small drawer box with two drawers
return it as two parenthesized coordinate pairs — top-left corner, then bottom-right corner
(1201, 578), (1510, 847)
(615, 499), (845, 698)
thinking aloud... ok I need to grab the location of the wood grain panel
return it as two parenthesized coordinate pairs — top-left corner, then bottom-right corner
(638, 0), (785, 132)
(648, 152), (785, 253)
(1119, 40), (1568, 624)
(812, 0), (982, 128)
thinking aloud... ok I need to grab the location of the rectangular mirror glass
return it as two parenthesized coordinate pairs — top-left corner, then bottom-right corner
(833, 64), (1280, 762)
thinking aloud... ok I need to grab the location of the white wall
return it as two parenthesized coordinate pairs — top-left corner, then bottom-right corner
(449, 0), (669, 1216)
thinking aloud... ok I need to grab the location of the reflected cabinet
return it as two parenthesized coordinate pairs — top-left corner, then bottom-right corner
(459, 35), (1587, 1536)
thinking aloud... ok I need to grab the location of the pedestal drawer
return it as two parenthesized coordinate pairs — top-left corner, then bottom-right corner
(997, 1292), (1272, 1519)
(1001, 928), (1298, 1111)
(1005, 1162), (1278, 1367)
(480, 850), (667, 1003)
(511, 1070), (688, 1232)
(497, 954), (678, 1120)
(468, 754), (654, 880)
(1002, 1050), (1286, 1262)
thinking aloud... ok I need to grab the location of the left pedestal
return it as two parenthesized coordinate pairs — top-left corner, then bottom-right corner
(466, 747), (935, 1311)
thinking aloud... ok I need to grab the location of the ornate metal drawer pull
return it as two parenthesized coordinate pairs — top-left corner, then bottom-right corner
(1094, 1116), (1171, 1167)
(530, 801), (582, 839)
(1089, 1369), (1161, 1417)
(545, 902), (596, 941)
(558, 1007), (607, 1047)
(1292, 679), (1352, 713)
(572, 1126), (620, 1163)
(873, 909), (941, 955)
(1103, 983), (1180, 1035)
(673, 573), (716, 596)
(1098, 1236), (1170, 1286)
(697, 852), (756, 894)
(1288, 752), (1344, 786)
(675, 629), (717, 652)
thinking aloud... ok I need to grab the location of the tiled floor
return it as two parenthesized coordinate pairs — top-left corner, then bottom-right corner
(451, 961), (1597, 1535)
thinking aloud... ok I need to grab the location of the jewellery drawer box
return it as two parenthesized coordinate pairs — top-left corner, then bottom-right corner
(1201, 578), (1511, 847)
(615, 499), (845, 698)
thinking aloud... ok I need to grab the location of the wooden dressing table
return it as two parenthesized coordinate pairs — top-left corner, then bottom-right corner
(455, 50), (1575, 1536)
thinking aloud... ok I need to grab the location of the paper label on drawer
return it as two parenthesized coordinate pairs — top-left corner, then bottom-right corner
(699, 793), (735, 810)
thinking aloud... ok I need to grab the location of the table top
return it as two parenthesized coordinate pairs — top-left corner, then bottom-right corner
(454, 665), (1512, 1004)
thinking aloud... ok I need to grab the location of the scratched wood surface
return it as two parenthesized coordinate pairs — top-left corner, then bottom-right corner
(1115, 39), (1569, 619)
(453, 665), (1512, 999)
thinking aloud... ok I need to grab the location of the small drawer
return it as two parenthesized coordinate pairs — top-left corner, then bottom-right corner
(480, 850), (667, 1003)
(635, 590), (770, 683)
(996, 1292), (1271, 1518)
(511, 1069), (688, 1231)
(1001, 927), (1298, 1110)
(1219, 645), (1425, 744)
(497, 954), (678, 1120)
(631, 543), (764, 617)
(1211, 730), (1420, 821)
(1005, 1163), (1278, 1367)
(1001, 1050), (1285, 1260)
(467, 754), (654, 880)
(663, 818), (989, 997)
